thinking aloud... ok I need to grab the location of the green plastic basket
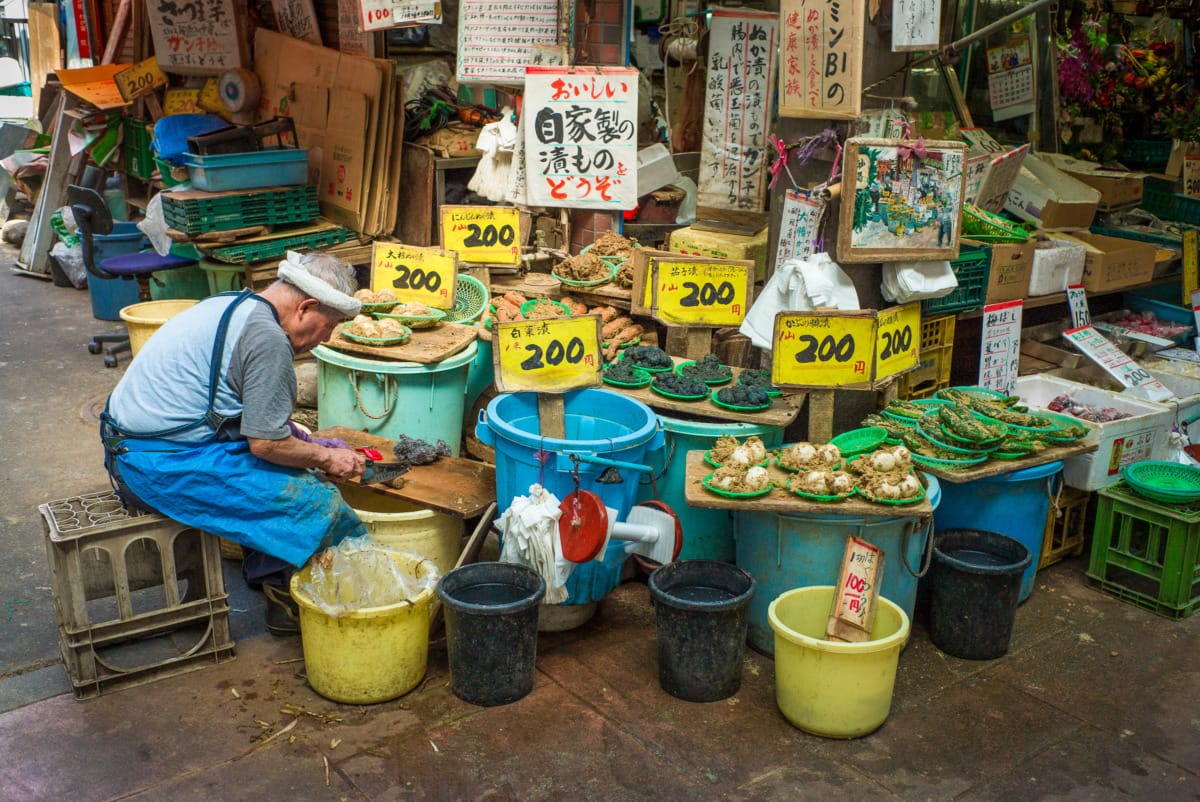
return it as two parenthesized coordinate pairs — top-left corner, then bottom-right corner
(829, 427), (888, 457)
(676, 360), (734, 386)
(910, 452), (988, 470)
(710, 388), (773, 412)
(360, 300), (399, 315)
(1121, 461), (1200, 505)
(961, 204), (1029, 242)
(519, 298), (572, 319)
(339, 323), (411, 346)
(917, 414), (997, 455)
(650, 379), (707, 401)
(376, 307), (447, 329)
(1141, 178), (1200, 227)
(704, 450), (769, 469)
(551, 262), (617, 287)
(922, 244), (991, 315)
(162, 185), (319, 234)
(785, 475), (855, 502)
(122, 117), (154, 181)
(702, 473), (774, 499)
(446, 273), (489, 324)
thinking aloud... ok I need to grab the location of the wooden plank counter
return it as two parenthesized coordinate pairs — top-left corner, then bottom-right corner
(605, 356), (805, 427)
(683, 450), (934, 519)
(314, 427), (496, 519)
(916, 438), (1099, 484)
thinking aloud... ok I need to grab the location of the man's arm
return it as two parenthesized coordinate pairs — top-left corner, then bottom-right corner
(248, 436), (365, 480)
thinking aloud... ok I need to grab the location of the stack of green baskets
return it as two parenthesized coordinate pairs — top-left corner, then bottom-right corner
(961, 204), (1029, 243)
(1121, 462), (1200, 505)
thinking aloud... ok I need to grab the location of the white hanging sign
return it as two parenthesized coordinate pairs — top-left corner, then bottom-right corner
(978, 299), (1023, 395)
(523, 66), (639, 210)
(359, 0), (441, 33)
(1062, 325), (1174, 402)
(458, 0), (561, 85)
(1066, 284), (1090, 328)
(892, 0), (941, 52)
(774, 189), (821, 267)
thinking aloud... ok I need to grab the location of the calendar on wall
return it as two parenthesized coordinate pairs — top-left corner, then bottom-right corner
(986, 38), (1035, 122)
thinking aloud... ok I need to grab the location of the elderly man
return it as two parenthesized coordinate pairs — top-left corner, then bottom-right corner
(100, 251), (368, 634)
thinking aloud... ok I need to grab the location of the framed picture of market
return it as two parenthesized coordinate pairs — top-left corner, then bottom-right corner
(836, 138), (969, 263)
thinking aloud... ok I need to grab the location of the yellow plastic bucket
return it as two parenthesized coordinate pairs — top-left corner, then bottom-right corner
(338, 485), (464, 575)
(768, 585), (910, 739)
(119, 299), (197, 356)
(290, 551), (438, 704)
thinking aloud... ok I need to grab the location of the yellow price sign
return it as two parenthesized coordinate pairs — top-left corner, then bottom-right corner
(163, 88), (201, 115)
(1182, 229), (1198, 307)
(440, 205), (521, 265)
(371, 243), (458, 309)
(652, 260), (753, 326)
(874, 303), (921, 380)
(114, 58), (167, 102)
(771, 311), (878, 389)
(493, 315), (604, 393)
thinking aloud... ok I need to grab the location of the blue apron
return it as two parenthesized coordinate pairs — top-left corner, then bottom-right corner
(100, 290), (366, 568)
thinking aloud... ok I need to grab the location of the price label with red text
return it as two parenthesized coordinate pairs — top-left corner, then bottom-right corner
(651, 260), (753, 327)
(440, 205), (521, 265)
(494, 315), (603, 393)
(1063, 325), (1173, 402)
(371, 243), (458, 309)
(771, 311), (877, 388)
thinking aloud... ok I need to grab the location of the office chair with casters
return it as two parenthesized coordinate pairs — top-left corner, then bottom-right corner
(68, 185), (198, 367)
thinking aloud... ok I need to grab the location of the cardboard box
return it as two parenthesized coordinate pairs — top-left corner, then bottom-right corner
(668, 224), (769, 281)
(417, 125), (483, 158)
(962, 238), (1033, 303)
(1055, 232), (1156, 293)
(1004, 154), (1101, 231)
(1039, 153), (1145, 210)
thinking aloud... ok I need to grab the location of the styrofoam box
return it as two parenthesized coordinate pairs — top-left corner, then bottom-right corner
(1015, 374), (1172, 491)
(1027, 239), (1087, 296)
(1141, 358), (1200, 444)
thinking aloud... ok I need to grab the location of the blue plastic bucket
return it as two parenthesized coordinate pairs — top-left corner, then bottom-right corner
(735, 477), (942, 655)
(313, 343), (478, 456)
(87, 222), (147, 320)
(476, 388), (664, 604)
(932, 461), (1063, 603)
(636, 414), (784, 562)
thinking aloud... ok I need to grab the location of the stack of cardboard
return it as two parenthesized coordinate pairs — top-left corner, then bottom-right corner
(252, 29), (403, 237)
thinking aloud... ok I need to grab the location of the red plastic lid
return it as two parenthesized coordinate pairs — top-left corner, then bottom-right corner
(558, 491), (608, 563)
(632, 500), (684, 570)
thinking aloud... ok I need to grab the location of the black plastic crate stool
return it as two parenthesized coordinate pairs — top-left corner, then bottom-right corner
(40, 490), (236, 699)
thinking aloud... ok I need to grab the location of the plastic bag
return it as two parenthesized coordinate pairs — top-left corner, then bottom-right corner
(50, 240), (87, 288)
(138, 191), (173, 256)
(740, 253), (859, 350)
(294, 536), (439, 617)
(881, 261), (957, 303)
(674, 176), (697, 225)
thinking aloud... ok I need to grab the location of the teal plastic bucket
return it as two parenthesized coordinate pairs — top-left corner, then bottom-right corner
(464, 331), (494, 414)
(476, 388), (664, 604)
(87, 222), (146, 320)
(932, 461), (1063, 603)
(735, 477), (941, 655)
(313, 343), (478, 456)
(636, 414), (784, 562)
(149, 263), (209, 300)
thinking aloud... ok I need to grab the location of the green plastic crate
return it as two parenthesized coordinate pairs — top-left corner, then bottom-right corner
(206, 226), (353, 264)
(1141, 184), (1200, 227)
(123, 117), (154, 181)
(1119, 139), (1173, 171)
(921, 244), (991, 315)
(162, 186), (319, 234)
(1086, 481), (1200, 620)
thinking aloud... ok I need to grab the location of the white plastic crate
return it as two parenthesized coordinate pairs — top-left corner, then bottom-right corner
(1015, 375), (1172, 491)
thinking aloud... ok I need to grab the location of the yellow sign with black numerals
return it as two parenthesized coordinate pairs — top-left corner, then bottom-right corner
(1182, 229), (1198, 307)
(114, 58), (167, 102)
(440, 205), (521, 265)
(631, 249), (755, 327)
(371, 243), (458, 309)
(493, 315), (604, 393)
(771, 305), (922, 389)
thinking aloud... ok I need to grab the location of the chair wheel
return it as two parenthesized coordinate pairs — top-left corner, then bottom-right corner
(104, 355), (118, 368)
(88, 343), (102, 354)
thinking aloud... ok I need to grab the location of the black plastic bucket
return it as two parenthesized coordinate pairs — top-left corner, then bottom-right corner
(930, 529), (1031, 660)
(648, 560), (756, 702)
(436, 562), (546, 706)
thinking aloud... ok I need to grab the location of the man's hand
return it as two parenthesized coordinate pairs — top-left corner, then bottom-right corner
(248, 436), (366, 480)
(321, 447), (366, 481)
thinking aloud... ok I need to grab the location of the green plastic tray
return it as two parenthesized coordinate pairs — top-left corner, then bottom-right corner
(339, 323), (411, 346)
(702, 473), (773, 498)
(676, 360), (733, 386)
(650, 381), (707, 401)
(162, 185), (319, 234)
(910, 452), (988, 469)
(520, 299), (572, 318)
(704, 450), (769, 469)
(737, 370), (782, 396)
(207, 227), (353, 264)
(916, 415), (996, 455)
(1121, 461), (1200, 504)
(602, 367), (652, 388)
(376, 308), (447, 329)
(785, 476), (855, 502)
(830, 427), (888, 457)
(855, 484), (927, 505)
(359, 300), (398, 315)
(710, 388), (772, 412)
(551, 262), (617, 287)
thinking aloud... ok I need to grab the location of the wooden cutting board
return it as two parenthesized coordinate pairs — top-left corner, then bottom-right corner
(321, 322), (478, 364)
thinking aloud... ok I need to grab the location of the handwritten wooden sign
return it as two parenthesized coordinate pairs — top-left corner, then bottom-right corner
(114, 58), (167, 102)
(774, 188), (822, 267)
(974, 143), (1029, 213)
(523, 66), (639, 210)
(458, 0), (561, 85)
(892, 0), (941, 52)
(371, 243), (458, 309)
(978, 299), (1022, 395)
(359, 0), (441, 34)
(147, 0), (245, 75)
(337, 0), (375, 55)
(779, 0), (863, 119)
(440, 205), (522, 265)
(494, 315), (603, 394)
(697, 7), (777, 214)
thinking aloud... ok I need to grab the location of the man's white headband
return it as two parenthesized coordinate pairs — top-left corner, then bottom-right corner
(276, 251), (361, 317)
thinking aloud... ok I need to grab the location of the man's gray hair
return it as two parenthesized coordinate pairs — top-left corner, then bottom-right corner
(275, 251), (360, 317)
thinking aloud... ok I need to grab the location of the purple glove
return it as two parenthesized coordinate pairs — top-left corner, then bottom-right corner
(287, 420), (350, 450)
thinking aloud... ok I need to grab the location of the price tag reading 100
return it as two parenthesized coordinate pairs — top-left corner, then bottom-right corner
(771, 312), (878, 388)
(494, 315), (604, 393)
(653, 261), (752, 327)
(371, 243), (457, 308)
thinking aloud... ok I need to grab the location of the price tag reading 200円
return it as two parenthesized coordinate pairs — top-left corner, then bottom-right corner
(771, 311), (877, 388)
(440, 205), (521, 266)
(494, 315), (603, 393)
(371, 243), (458, 309)
(652, 260), (753, 327)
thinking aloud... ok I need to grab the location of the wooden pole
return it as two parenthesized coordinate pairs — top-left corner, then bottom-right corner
(538, 393), (566, 440)
(808, 390), (836, 443)
(100, 0), (131, 65)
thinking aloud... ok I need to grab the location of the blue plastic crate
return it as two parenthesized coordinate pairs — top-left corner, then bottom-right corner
(183, 149), (308, 192)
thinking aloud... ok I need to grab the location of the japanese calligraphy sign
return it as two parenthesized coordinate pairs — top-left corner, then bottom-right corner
(458, 0), (561, 85)
(826, 537), (883, 643)
(1062, 326), (1173, 402)
(147, 0), (245, 75)
(337, 0), (375, 56)
(837, 137), (968, 263)
(493, 315), (603, 393)
(523, 66), (639, 210)
(1066, 284), (1090, 328)
(114, 58), (167, 102)
(771, 308), (919, 390)
(371, 243), (458, 309)
(779, 0), (863, 120)
(270, 0), (322, 45)
(774, 188), (822, 267)
(359, 0), (441, 33)
(892, 0), (941, 52)
(440, 205), (522, 265)
(642, 258), (754, 328)
(973, 143), (1029, 214)
(978, 299), (1022, 395)
(697, 8), (777, 214)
